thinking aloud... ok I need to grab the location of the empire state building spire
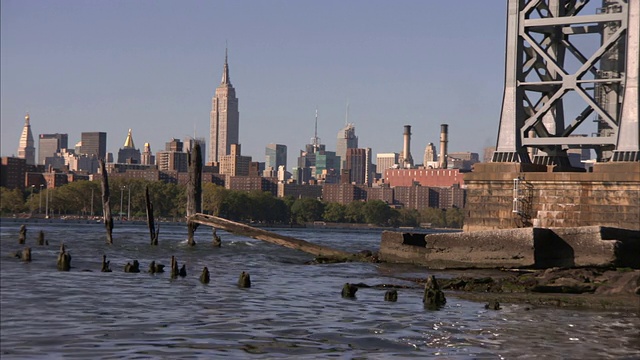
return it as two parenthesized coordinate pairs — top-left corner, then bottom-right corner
(221, 47), (230, 85)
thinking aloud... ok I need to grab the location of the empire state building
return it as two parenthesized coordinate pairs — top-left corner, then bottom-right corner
(209, 49), (239, 163)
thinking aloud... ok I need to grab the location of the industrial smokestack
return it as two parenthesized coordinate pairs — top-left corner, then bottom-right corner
(402, 125), (413, 168)
(439, 124), (448, 169)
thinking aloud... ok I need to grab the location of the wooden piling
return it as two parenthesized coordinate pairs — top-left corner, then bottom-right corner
(423, 275), (446, 309)
(99, 159), (114, 245)
(145, 186), (159, 245)
(186, 143), (202, 246)
(18, 225), (26, 244)
(37, 230), (47, 245)
(57, 243), (71, 271)
(238, 271), (251, 288)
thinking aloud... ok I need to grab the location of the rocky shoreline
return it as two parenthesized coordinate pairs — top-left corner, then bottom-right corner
(403, 267), (640, 311)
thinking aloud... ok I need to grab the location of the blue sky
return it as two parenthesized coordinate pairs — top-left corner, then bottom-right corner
(2, 1), (508, 167)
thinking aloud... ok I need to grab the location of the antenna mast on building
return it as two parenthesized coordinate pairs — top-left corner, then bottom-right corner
(311, 108), (321, 152)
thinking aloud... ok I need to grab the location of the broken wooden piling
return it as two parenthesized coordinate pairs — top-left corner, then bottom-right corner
(188, 213), (354, 259)
(145, 186), (159, 245)
(186, 142), (202, 246)
(99, 159), (114, 245)
(18, 225), (26, 244)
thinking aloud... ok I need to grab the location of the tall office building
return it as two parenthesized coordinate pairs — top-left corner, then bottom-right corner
(220, 144), (251, 176)
(423, 143), (438, 168)
(376, 153), (399, 175)
(17, 114), (36, 165)
(117, 129), (141, 164)
(209, 49), (239, 163)
(336, 123), (358, 171)
(184, 137), (207, 167)
(265, 143), (287, 171)
(141, 143), (155, 165)
(156, 138), (187, 172)
(39, 133), (68, 165)
(345, 148), (371, 185)
(79, 132), (107, 160)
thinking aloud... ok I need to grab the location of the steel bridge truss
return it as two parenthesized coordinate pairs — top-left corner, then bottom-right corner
(493, 0), (639, 164)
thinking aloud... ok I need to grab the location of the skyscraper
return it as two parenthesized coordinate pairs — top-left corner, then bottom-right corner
(39, 133), (68, 165)
(345, 148), (370, 185)
(265, 143), (287, 171)
(17, 114), (35, 165)
(78, 132), (107, 160)
(141, 143), (155, 165)
(336, 123), (358, 171)
(117, 129), (141, 164)
(423, 142), (438, 168)
(209, 49), (239, 163)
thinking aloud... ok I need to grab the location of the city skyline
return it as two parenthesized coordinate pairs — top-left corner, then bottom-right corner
(3, 1), (516, 168)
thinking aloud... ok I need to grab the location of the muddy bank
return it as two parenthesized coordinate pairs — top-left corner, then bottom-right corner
(399, 268), (640, 311)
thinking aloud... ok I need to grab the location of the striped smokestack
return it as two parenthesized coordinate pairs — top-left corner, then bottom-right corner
(403, 125), (413, 168)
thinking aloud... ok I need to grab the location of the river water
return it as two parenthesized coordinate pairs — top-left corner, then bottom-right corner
(1, 219), (639, 359)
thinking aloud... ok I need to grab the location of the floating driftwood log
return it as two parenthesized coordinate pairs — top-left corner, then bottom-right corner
(186, 143), (202, 246)
(145, 186), (159, 245)
(99, 159), (114, 245)
(189, 213), (354, 259)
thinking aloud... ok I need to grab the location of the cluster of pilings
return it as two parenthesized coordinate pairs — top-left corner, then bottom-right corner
(340, 276), (447, 309)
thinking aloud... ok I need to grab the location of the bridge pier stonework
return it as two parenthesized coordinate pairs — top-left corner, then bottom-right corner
(464, 162), (640, 232)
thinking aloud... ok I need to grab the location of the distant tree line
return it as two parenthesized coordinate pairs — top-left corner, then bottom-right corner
(0, 180), (465, 228)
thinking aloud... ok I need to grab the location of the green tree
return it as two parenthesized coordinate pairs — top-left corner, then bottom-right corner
(344, 201), (365, 223)
(396, 208), (420, 227)
(202, 183), (227, 216)
(420, 207), (447, 228)
(290, 197), (324, 224)
(445, 207), (465, 228)
(362, 200), (392, 225)
(323, 202), (346, 223)
(0, 187), (25, 215)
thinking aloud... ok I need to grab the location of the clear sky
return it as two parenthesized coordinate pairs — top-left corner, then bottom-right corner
(2, 0), (509, 167)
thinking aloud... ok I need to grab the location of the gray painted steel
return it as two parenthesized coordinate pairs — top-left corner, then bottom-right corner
(493, 0), (639, 164)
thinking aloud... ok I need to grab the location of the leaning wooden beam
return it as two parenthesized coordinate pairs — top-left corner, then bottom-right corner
(99, 159), (114, 245)
(189, 213), (354, 258)
(186, 143), (202, 246)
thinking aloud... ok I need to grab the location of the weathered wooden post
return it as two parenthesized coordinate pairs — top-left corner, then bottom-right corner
(186, 143), (202, 246)
(341, 283), (358, 298)
(423, 275), (446, 309)
(57, 243), (71, 271)
(145, 186), (159, 245)
(99, 160), (114, 244)
(21, 247), (31, 262)
(170, 256), (179, 278)
(37, 230), (47, 245)
(212, 228), (221, 247)
(148, 260), (165, 274)
(18, 225), (26, 244)
(124, 260), (140, 273)
(238, 271), (251, 288)
(101, 255), (112, 272)
(384, 289), (398, 302)
(200, 267), (210, 284)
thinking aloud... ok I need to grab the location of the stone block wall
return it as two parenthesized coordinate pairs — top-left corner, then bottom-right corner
(464, 163), (640, 232)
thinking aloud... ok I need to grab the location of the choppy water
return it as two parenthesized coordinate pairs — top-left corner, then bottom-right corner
(1, 219), (639, 359)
